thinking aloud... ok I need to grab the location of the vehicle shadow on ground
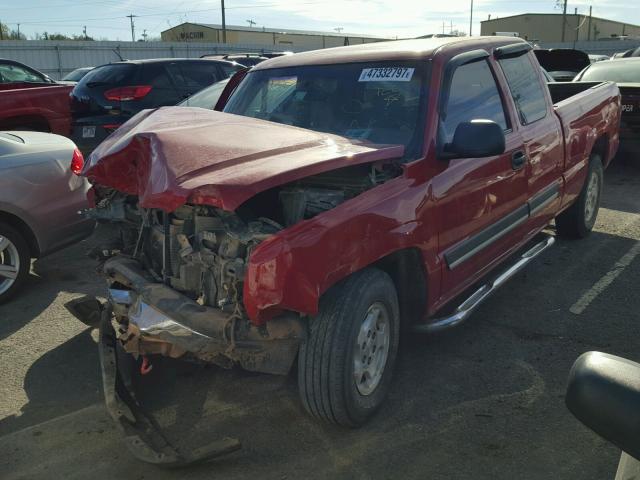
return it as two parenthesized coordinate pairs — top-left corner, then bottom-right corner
(0, 225), (109, 341)
(601, 158), (640, 215)
(0, 328), (101, 436)
(0, 275), (58, 341)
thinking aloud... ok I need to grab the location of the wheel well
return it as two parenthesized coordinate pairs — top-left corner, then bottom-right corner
(373, 248), (427, 326)
(591, 135), (608, 163)
(0, 115), (51, 132)
(0, 212), (39, 257)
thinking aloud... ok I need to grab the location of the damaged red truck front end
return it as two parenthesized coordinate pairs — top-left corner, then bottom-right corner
(79, 104), (409, 464)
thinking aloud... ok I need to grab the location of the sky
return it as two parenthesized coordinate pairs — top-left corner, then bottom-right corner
(1, 0), (640, 41)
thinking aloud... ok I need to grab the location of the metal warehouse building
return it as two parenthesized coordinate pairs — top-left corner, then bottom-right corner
(481, 13), (640, 43)
(161, 23), (388, 50)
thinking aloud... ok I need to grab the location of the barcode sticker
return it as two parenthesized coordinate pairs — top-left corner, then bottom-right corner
(358, 67), (415, 82)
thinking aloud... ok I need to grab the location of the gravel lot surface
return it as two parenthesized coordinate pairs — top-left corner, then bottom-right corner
(1, 160), (639, 480)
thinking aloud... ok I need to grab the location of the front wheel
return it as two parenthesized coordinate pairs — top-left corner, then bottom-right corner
(298, 268), (400, 427)
(556, 154), (603, 239)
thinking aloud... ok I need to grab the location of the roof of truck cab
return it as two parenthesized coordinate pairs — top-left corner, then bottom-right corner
(253, 36), (528, 70)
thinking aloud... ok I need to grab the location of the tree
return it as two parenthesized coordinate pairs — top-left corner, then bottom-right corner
(0, 22), (24, 40)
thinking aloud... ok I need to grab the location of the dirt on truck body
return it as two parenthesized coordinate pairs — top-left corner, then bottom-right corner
(72, 36), (621, 466)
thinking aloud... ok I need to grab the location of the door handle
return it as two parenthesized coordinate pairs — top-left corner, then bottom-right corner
(512, 151), (527, 170)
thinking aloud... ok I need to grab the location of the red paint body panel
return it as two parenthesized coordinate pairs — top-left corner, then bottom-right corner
(0, 84), (73, 135)
(82, 107), (404, 212)
(85, 37), (621, 325)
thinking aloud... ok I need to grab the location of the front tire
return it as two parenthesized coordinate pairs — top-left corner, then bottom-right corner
(298, 268), (400, 427)
(0, 222), (31, 304)
(556, 154), (603, 239)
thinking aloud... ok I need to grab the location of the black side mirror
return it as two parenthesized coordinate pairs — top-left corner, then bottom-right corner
(441, 119), (505, 160)
(566, 351), (640, 461)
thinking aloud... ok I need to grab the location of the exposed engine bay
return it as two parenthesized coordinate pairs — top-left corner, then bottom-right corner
(90, 162), (401, 373)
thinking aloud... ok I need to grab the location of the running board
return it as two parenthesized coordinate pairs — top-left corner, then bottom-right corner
(413, 235), (555, 334)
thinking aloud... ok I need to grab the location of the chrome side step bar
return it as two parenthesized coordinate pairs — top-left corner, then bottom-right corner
(413, 235), (555, 334)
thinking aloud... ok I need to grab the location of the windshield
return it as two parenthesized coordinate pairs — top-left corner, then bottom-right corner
(224, 61), (429, 160)
(577, 61), (640, 83)
(180, 78), (229, 108)
(62, 68), (92, 82)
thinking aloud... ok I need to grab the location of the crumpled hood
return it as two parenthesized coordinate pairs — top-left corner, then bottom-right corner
(82, 107), (404, 212)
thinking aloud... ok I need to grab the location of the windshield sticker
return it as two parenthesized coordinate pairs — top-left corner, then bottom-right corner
(358, 67), (415, 82)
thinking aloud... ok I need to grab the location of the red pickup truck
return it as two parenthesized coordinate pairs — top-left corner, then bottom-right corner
(0, 83), (73, 134)
(75, 36), (620, 465)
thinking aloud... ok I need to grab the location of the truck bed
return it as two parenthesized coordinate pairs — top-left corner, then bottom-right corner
(0, 84), (73, 136)
(551, 80), (620, 167)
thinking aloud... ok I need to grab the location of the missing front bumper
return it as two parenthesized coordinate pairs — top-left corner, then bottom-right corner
(98, 306), (241, 466)
(103, 256), (304, 375)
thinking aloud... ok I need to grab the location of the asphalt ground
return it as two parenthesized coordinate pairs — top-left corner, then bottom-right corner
(1, 159), (639, 479)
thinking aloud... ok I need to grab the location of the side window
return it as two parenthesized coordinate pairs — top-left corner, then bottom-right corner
(0, 63), (44, 83)
(219, 63), (243, 78)
(169, 62), (222, 89)
(498, 54), (547, 125)
(441, 60), (508, 144)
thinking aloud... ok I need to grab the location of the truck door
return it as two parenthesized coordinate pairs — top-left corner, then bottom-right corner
(434, 53), (529, 303)
(495, 49), (564, 229)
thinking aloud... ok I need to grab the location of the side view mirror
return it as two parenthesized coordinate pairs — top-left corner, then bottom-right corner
(566, 351), (640, 461)
(441, 119), (506, 160)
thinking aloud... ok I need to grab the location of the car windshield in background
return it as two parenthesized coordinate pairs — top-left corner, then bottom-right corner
(179, 78), (229, 108)
(224, 61), (428, 160)
(62, 68), (93, 82)
(577, 61), (640, 83)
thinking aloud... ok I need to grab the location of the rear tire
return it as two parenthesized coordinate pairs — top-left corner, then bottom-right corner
(0, 222), (31, 304)
(556, 154), (603, 239)
(298, 268), (400, 427)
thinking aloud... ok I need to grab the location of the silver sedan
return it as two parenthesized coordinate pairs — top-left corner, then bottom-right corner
(0, 132), (95, 303)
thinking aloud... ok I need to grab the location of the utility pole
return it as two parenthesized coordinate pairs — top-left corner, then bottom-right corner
(83, 25), (87, 40)
(561, 0), (568, 42)
(126, 13), (137, 42)
(142, 29), (148, 42)
(17, 23), (20, 39)
(246, 19), (256, 28)
(221, 0), (227, 43)
(469, 0), (474, 36)
(587, 6), (592, 41)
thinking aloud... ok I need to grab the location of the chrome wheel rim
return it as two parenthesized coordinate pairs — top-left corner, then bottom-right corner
(584, 171), (600, 224)
(0, 235), (20, 295)
(353, 302), (391, 396)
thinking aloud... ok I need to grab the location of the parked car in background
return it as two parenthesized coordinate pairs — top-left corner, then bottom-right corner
(75, 36), (620, 465)
(178, 77), (230, 109)
(0, 132), (94, 303)
(201, 53), (268, 67)
(69, 58), (244, 154)
(534, 48), (590, 81)
(61, 67), (94, 83)
(588, 54), (610, 63)
(612, 47), (640, 59)
(0, 58), (56, 86)
(574, 57), (640, 157)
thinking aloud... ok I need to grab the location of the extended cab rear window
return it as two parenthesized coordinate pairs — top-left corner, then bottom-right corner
(498, 54), (547, 125)
(224, 61), (429, 161)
